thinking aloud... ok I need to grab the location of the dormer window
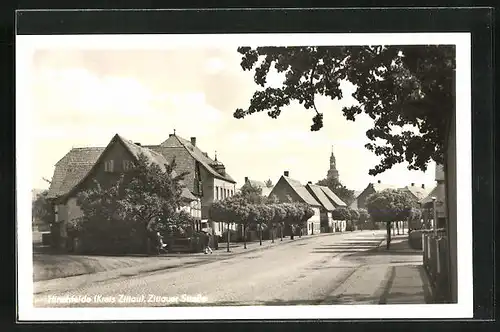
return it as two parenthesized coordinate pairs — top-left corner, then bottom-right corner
(104, 160), (114, 172)
(123, 160), (134, 171)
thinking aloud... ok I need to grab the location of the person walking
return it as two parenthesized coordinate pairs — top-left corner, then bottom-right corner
(203, 230), (213, 254)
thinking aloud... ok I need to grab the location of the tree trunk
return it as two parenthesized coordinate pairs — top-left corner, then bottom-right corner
(271, 225), (275, 243)
(396, 221), (400, 235)
(226, 222), (230, 252)
(259, 224), (262, 245)
(243, 224), (247, 249)
(280, 223), (283, 241)
(386, 221), (392, 249)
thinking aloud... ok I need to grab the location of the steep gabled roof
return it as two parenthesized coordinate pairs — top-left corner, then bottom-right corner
(402, 185), (432, 201)
(420, 184), (445, 206)
(48, 134), (196, 202)
(305, 184), (335, 211)
(273, 176), (321, 207)
(47, 147), (105, 199)
(318, 186), (347, 207)
(159, 135), (236, 184)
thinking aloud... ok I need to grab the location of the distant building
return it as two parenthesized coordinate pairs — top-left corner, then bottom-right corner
(316, 185), (347, 232)
(326, 145), (339, 181)
(305, 183), (334, 232)
(401, 183), (432, 201)
(268, 171), (321, 235)
(349, 180), (400, 210)
(242, 177), (275, 197)
(420, 164), (446, 227)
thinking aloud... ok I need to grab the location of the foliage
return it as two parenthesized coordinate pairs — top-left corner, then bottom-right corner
(32, 190), (55, 225)
(348, 208), (360, 221)
(75, 153), (190, 253)
(365, 189), (415, 223)
(300, 203), (315, 222)
(239, 182), (266, 204)
(234, 45), (455, 175)
(316, 177), (355, 205)
(331, 207), (351, 220)
(264, 179), (274, 188)
(358, 208), (369, 223)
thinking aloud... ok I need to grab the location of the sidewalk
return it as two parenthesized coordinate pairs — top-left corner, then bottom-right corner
(33, 231), (336, 295)
(323, 235), (432, 304)
(376, 235), (433, 304)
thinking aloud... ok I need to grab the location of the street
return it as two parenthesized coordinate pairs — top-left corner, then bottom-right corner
(33, 230), (427, 307)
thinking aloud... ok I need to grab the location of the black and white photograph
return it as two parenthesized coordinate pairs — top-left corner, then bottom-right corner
(17, 26), (474, 320)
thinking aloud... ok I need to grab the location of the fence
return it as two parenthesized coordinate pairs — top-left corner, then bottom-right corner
(422, 232), (451, 303)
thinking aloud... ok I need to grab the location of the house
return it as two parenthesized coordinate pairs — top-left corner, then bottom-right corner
(305, 183), (334, 233)
(317, 185), (347, 232)
(401, 183), (432, 201)
(268, 171), (322, 235)
(242, 177), (275, 197)
(350, 180), (400, 210)
(46, 134), (201, 250)
(146, 132), (237, 237)
(420, 164), (446, 228)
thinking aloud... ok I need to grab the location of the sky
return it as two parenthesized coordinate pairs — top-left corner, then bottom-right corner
(25, 39), (436, 192)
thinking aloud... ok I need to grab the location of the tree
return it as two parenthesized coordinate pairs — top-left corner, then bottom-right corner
(254, 204), (274, 245)
(225, 194), (252, 249)
(331, 207), (351, 221)
(240, 181), (266, 204)
(316, 177), (355, 205)
(357, 208), (370, 228)
(268, 203), (286, 243)
(77, 153), (189, 254)
(265, 179), (273, 188)
(365, 189), (415, 249)
(209, 199), (234, 252)
(32, 190), (54, 227)
(298, 203), (315, 236)
(234, 46), (455, 176)
(348, 208), (360, 231)
(408, 207), (423, 231)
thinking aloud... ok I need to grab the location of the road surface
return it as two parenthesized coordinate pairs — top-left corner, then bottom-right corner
(33, 230), (423, 307)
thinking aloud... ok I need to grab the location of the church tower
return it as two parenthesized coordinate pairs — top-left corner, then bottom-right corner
(327, 145), (339, 181)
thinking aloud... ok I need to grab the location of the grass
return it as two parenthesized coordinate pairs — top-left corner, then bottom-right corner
(33, 254), (172, 281)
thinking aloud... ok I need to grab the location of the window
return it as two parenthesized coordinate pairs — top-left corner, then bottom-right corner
(123, 160), (134, 171)
(104, 160), (114, 172)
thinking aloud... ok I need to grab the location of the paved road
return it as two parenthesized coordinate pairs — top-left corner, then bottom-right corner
(33, 230), (423, 307)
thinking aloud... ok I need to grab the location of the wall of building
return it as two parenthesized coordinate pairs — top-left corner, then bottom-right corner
(447, 111), (457, 303)
(355, 186), (375, 210)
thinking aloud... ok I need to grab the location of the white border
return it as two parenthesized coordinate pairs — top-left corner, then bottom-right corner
(16, 33), (472, 321)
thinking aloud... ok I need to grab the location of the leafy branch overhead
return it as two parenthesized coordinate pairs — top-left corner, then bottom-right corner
(234, 46), (455, 175)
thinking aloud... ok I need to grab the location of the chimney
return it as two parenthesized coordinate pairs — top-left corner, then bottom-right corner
(169, 134), (173, 137)
(411, 183), (415, 186)
(190, 137), (196, 146)
(421, 184), (425, 189)
(134, 142), (141, 146)
(377, 180), (381, 184)
(284, 171), (289, 177)
(244, 176), (249, 183)
(307, 181), (312, 184)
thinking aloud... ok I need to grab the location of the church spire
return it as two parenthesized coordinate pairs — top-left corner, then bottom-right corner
(327, 144), (339, 181)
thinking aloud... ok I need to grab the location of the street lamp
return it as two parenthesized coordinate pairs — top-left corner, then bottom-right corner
(431, 196), (438, 237)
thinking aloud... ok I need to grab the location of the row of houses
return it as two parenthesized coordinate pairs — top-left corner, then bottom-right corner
(45, 131), (444, 250)
(243, 173), (348, 235)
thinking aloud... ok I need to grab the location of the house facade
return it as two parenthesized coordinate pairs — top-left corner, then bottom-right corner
(305, 183), (334, 233)
(268, 171), (321, 235)
(317, 185), (347, 232)
(148, 133), (237, 237)
(46, 134), (201, 250)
